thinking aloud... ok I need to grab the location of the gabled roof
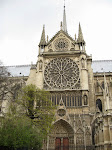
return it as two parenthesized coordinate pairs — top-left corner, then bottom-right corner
(47, 30), (74, 46)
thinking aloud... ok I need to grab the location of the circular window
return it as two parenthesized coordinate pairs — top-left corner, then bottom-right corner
(44, 57), (80, 89)
(54, 38), (69, 51)
(57, 109), (66, 117)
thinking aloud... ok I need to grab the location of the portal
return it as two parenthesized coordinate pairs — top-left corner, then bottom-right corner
(55, 137), (69, 150)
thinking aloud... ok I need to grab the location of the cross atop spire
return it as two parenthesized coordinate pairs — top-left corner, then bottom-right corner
(63, 0), (67, 33)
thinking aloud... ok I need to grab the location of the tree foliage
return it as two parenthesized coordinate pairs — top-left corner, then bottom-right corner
(0, 61), (55, 149)
(0, 84), (55, 149)
(16, 84), (55, 137)
(0, 115), (42, 150)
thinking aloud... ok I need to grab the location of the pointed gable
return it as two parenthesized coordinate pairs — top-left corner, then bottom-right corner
(45, 30), (75, 52)
(47, 30), (74, 45)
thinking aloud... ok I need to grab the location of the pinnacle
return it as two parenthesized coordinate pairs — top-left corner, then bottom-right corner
(77, 23), (85, 43)
(39, 25), (46, 46)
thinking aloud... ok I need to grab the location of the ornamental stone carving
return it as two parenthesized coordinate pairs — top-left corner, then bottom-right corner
(57, 109), (66, 117)
(54, 38), (69, 51)
(44, 57), (80, 89)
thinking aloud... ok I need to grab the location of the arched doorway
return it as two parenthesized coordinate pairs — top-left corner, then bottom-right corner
(48, 119), (74, 150)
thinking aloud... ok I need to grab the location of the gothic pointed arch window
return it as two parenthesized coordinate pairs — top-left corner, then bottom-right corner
(50, 92), (82, 107)
(96, 99), (102, 112)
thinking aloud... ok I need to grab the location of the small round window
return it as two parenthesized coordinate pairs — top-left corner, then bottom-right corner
(54, 38), (69, 51)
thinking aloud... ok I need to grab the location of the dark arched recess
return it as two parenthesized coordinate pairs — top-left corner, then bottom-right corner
(96, 99), (102, 112)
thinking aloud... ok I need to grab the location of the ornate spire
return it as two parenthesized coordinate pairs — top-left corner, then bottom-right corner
(39, 25), (46, 46)
(77, 23), (85, 43)
(63, 0), (67, 33)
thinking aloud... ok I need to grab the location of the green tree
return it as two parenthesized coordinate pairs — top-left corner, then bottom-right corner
(0, 84), (55, 150)
(0, 114), (42, 150)
(16, 84), (55, 137)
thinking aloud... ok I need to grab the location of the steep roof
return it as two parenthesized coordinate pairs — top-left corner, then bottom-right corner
(4, 60), (112, 77)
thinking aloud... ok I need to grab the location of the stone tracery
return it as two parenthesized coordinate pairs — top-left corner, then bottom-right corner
(44, 57), (80, 89)
(54, 38), (69, 51)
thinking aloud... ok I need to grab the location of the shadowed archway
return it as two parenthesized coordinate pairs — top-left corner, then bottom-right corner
(48, 119), (74, 150)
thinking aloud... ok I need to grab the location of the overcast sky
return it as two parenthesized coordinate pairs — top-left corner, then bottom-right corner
(0, 0), (112, 66)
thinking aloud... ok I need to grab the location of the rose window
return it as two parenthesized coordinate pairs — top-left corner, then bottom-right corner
(44, 57), (80, 89)
(54, 38), (69, 51)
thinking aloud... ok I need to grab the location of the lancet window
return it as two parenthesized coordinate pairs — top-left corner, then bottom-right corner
(50, 92), (82, 107)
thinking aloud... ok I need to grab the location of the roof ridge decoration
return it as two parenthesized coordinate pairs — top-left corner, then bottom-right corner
(39, 25), (46, 46)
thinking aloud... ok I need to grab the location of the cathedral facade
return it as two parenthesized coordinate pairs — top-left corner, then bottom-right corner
(26, 6), (112, 150)
(1, 5), (112, 150)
